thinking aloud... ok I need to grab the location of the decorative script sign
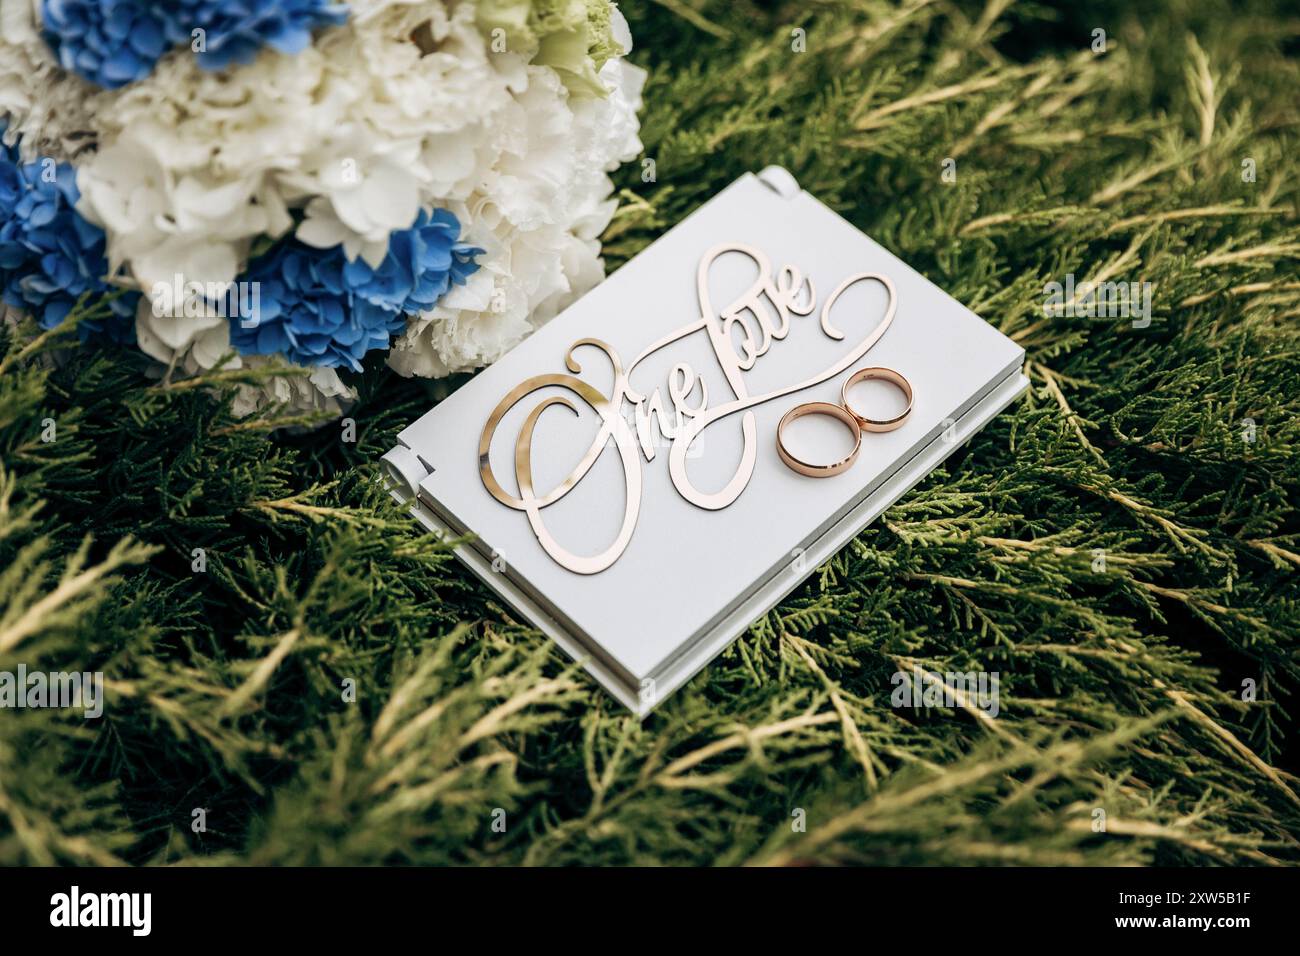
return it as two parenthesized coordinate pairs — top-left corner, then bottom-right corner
(478, 243), (898, 574)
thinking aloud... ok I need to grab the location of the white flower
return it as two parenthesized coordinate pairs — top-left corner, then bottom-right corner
(388, 46), (646, 379)
(294, 155), (424, 267)
(231, 362), (354, 420)
(0, 0), (95, 161)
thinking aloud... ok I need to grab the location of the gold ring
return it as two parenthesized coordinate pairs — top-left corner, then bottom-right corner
(776, 402), (862, 478)
(841, 367), (913, 432)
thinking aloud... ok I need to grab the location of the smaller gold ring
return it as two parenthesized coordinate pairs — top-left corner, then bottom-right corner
(841, 367), (913, 433)
(776, 402), (862, 478)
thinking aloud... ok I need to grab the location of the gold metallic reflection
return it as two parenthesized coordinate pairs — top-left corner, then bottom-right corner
(477, 245), (902, 573)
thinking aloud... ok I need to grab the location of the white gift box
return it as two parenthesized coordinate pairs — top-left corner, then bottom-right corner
(384, 168), (1027, 715)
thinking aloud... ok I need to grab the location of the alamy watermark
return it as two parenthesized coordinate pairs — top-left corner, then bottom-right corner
(0, 665), (103, 718)
(1044, 273), (1152, 328)
(151, 275), (262, 328)
(891, 666), (1000, 719)
(50, 886), (151, 936)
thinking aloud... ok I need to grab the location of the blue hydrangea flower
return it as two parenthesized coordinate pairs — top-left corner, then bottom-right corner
(171, 0), (350, 72)
(228, 209), (480, 371)
(41, 1), (169, 89)
(41, 0), (348, 89)
(0, 133), (138, 342)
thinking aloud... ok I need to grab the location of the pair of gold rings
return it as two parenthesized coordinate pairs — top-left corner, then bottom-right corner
(776, 367), (913, 478)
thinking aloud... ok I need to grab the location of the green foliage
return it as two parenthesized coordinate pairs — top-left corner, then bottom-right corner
(1, 0), (1298, 866)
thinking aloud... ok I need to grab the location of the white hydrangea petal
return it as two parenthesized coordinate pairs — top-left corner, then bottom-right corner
(609, 4), (633, 54)
(191, 324), (234, 370)
(296, 202), (353, 249)
(134, 240), (239, 294)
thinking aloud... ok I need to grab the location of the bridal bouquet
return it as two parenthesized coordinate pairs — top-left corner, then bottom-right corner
(0, 0), (644, 414)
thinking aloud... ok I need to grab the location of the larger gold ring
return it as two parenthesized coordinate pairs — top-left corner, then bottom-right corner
(841, 367), (913, 432)
(776, 402), (863, 478)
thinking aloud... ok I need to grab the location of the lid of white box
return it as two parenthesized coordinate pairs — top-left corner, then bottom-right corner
(396, 172), (1023, 681)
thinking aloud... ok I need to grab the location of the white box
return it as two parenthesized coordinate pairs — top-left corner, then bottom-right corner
(384, 169), (1027, 715)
